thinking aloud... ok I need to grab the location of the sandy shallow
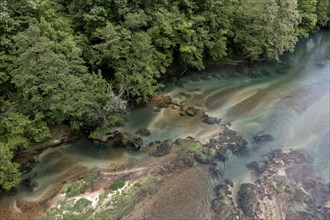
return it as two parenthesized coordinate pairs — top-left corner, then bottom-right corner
(124, 165), (213, 220)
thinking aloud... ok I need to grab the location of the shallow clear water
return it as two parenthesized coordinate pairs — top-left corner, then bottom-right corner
(6, 31), (330, 205)
(126, 30), (330, 189)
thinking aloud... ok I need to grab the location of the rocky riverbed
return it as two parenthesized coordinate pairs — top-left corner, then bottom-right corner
(237, 149), (329, 220)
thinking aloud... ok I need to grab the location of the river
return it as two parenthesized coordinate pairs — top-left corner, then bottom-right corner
(127, 30), (330, 187)
(1, 30), (329, 219)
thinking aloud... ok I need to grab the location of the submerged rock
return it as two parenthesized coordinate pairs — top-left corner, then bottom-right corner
(106, 131), (143, 151)
(246, 161), (267, 175)
(209, 164), (223, 179)
(321, 183), (330, 196)
(19, 157), (39, 174)
(178, 92), (192, 98)
(194, 152), (210, 164)
(225, 179), (234, 188)
(303, 179), (316, 190)
(201, 114), (222, 125)
(185, 106), (199, 116)
(135, 128), (151, 136)
(150, 95), (172, 108)
(211, 181), (235, 214)
(21, 174), (38, 191)
(253, 133), (273, 143)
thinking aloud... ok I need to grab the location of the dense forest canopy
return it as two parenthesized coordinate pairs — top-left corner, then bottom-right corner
(0, 0), (329, 191)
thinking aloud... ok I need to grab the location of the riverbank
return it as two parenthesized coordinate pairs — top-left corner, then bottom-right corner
(0, 94), (249, 219)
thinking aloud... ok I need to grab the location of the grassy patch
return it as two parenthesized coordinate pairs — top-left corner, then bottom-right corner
(85, 171), (98, 187)
(176, 139), (203, 152)
(110, 180), (125, 191)
(189, 142), (203, 151)
(61, 171), (99, 197)
(61, 180), (86, 197)
(48, 176), (159, 219)
(276, 180), (285, 188)
(138, 176), (159, 195)
(275, 179), (286, 193)
(97, 176), (159, 219)
(44, 198), (94, 220)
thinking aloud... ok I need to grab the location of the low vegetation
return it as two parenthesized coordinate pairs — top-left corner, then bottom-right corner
(44, 176), (158, 220)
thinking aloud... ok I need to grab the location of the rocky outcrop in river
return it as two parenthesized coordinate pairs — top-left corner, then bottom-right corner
(238, 149), (330, 220)
(194, 126), (248, 164)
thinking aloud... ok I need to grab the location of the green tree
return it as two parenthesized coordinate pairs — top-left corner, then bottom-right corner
(0, 113), (49, 151)
(147, 7), (207, 70)
(0, 0), (38, 88)
(199, 0), (237, 61)
(93, 22), (163, 102)
(297, 0), (318, 37)
(0, 143), (20, 191)
(11, 22), (125, 128)
(316, 0), (330, 26)
(233, 0), (300, 61)
(0, 113), (49, 191)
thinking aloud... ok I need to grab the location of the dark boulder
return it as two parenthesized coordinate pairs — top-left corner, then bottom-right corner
(194, 152), (210, 164)
(294, 188), (310, 202)
(225, 179), (234, 188)
(218, 129), (248, 154)
(209, 164), (223, 179)
(246, 161), (267, 175)
(19, 157), (39, 174)
(185, 106), (200, 116)
(303, 179), (316, 190)
(321, 183), (330, 196)
(151, 139), (172, 157)
(202, 114), (222, 125)
(179, 112), (186, 117)
(109, 132), (143, 151)
(21, 174), (38, 191)
(237, 183), (257, 217)
(135, 128), (151, 136)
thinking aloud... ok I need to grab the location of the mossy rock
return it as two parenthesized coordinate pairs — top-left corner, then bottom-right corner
(151, 139), (172, 157)
(89, 127), (117, 142)
(185, 106), (200, 116)
(61, 180), (86, 197)
(175, 138), (202, 152)
(194, 152), (210, 164)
